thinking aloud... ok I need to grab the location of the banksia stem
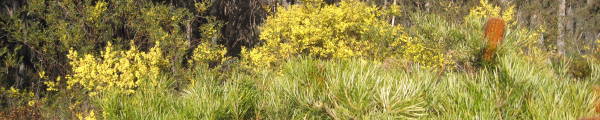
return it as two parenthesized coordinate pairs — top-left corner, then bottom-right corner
(482, 17), (506, 63)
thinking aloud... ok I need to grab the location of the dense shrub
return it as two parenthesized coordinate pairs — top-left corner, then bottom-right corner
(464, 0), (514, 25)
(258, 58), (428, 119)
(64, 42), (167, 96)
(0, 0), (225, 91)
(404, 0), (549, 70)
(243, 0), (450, 69)
(243, 1), (401, 67)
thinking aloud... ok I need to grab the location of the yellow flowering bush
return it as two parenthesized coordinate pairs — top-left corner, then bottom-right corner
(391, 34), (449, 69)
(77, 110), (97, 120)
(596, 40), (600, 53)
(0, 87), (39, 108)
(66, 41), (168, 96)
(465, 0), (515, 25)
(243, 0), (406, 68)
(189, 11), (230, 68)
(1, 87), (33, 99)
(586, 39), (600, 60)
(190, 42), (228, 67)
(86, 1), (108, 22)
(43, 77), (60, 92)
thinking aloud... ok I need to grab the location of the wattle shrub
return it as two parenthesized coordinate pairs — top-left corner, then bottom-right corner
(65, 42), (168, 96)
(244, 0), (402, 67)
(243, 0), (448, 70)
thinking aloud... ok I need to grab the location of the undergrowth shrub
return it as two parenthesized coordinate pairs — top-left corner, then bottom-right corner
(0, 87), (38, 107)
(421, 51), (596, 119)
(97, 62), (258, 120)
(258, 58), (428, 119)
(190, 42), (228, 67)
(406, 0), (548, 71)
(0, 87), (44, 119)
(498, 53), (595, 119)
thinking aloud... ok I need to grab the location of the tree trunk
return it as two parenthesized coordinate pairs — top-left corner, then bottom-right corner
(557, 0), (566, 55)
(566, 2), (580, 53)
(587, 0), (596, 47)
(391, 0), (396, 26)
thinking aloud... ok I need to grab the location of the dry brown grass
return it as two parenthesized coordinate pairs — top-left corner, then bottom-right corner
(0, 105), (42, 120)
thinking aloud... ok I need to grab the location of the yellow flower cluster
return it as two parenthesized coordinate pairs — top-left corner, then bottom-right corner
(77, 110), (97, 120)
(243, 0), (404, 68)
(66, 41), (167, 96)
(241, 46), (278, 69)
(41, 71), (61, 92)
(86, 1), (108, 21)
(198, 17), (222, 42)
(0, 87), (39, 107)
(465, 0), (515, 24)
(596, 39), (600, 53)
(587, 39), (600, 60)
(0, 87), (34, 98)
(191, 42), (228, 66)
(43, 77), (60, 91)
(189, 13), (230, 69)
(195, 1), (211, 14)
(386, 4), (402, 17)
(390, 34), (449, 69)
(300, 0), (324, 5)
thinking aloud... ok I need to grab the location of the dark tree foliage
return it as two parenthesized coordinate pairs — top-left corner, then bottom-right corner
(211, 0), (268, 57)
(0, 0), (38, 90)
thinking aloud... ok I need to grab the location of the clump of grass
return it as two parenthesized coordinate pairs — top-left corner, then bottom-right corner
(257, 58), (429, 119)
(95, 66), (259, 119)
(90, 55), (597, 119)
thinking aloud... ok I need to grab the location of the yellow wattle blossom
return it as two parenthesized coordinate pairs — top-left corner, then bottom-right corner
(243, 0), (404, 69)
(596, 39), (600, 53)
(387, 4), (402, 16)
(191, 42), (228, 65)
(66, 41), (168, 96)
(28, 100), (36, 106)
(87, 1), (108, 21)
(8, 87), (23, 97)
(0, 87), (38, 106)
(43, 77), (60, 91)
(188, 12), (230, 79)
(390, 34), (449, 69)
(77, 110), (97, 120)
(300, 0), (325, 5)
(466, 0), (515, 25)
(194, 0), (212, 14)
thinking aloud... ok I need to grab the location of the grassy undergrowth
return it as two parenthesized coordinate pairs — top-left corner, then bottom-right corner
(90, 55), (598, 119)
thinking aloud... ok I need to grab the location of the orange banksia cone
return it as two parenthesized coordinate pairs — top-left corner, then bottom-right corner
(482, 17), (506, 63)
